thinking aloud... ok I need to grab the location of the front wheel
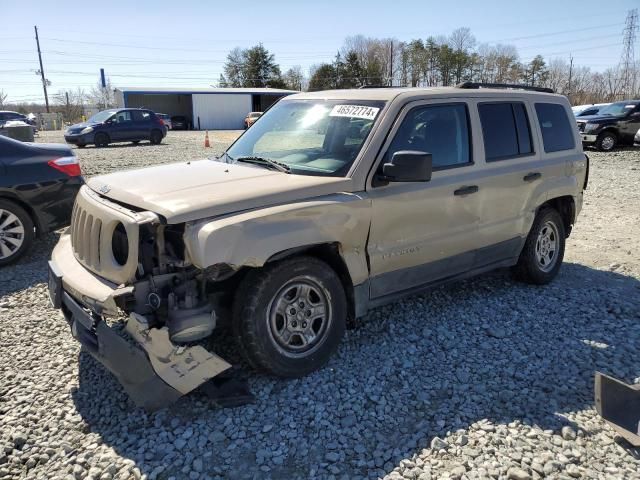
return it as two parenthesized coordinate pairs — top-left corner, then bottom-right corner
(233, 256), (347, 377)
(596, 132), (616, 152)
(513, 208), (565, 285)
(94, 132), (109, 148)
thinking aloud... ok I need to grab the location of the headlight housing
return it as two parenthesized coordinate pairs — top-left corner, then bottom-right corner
(583, 123), (599, 133)
(80, 126), (94, 134)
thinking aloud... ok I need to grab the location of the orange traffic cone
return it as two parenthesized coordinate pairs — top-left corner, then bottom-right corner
(204, 131), (211, 148)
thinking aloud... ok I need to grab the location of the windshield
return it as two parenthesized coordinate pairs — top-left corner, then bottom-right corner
(225, 100), (384, 176)
(88, 110), (117, 123)
(597, 102), (638, 117)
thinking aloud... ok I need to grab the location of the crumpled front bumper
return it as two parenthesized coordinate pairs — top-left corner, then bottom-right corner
(49, 233), (231, 411)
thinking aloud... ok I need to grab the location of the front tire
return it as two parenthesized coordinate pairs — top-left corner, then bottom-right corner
(0, 200), (34, 267)
(232, 256), (347, 377)
(94, 133), (109, 148)
(596, 131), (616, 152)
(513, 208), (565, 285)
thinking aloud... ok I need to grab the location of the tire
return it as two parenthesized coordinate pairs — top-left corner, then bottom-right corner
(132, 140), (140, 145)
(0, 200), (35, 267)
(150, 130), (163, 145)
(77, 144), (85, 149)
(595, 131), (617, 152)
(94, 132), (109, 148)
(512, 208), (566, 285)
(232, 256), (347, 377)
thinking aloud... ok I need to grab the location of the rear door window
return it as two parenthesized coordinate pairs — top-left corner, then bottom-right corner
(534, 103), (576, 152)
(478, 102), (533, 161)
(132, 110), (151, 122)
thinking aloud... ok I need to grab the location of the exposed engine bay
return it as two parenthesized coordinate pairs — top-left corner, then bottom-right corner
(51, 186), (253, 410)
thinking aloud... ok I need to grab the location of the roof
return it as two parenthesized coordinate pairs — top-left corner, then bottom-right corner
(116, 87), (297, 95)
(286, 86), (564, 102)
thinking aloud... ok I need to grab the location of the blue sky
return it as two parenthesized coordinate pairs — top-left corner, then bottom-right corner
(1, 0), (636, 103)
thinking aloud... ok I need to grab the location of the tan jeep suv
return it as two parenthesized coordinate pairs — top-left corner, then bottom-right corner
(48, 83), (588, 409)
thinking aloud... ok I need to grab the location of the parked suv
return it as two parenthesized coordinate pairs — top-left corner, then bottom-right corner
(48, 84), (587, 409)
(576, 100), (640, 151)
(64, 108), (166, 148)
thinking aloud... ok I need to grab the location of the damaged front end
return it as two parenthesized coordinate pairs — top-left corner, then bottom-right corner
(49, 186), (248, 410)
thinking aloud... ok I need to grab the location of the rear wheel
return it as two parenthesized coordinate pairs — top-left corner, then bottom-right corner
(132, 140), (140, 145)
(94, 132), (109, 148)
(513, 208), (565, 285)
(77, 143), (85, 149)
(233, 256), (347, 377)
(150, 130), (163, 145)
(0, 200), (34, 267)
(596, 131), (617, 152)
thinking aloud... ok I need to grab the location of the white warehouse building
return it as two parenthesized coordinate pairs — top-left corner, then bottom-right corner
(114, 87), (297, 130)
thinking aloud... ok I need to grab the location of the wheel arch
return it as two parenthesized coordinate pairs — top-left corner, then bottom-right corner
(0, 193), (43, 235)
(539, 195), (575, 237)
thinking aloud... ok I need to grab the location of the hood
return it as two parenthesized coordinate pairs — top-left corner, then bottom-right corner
(87, 160), (352, 223)
(68, 121), (101, 131)
(576, 114), (620, 123)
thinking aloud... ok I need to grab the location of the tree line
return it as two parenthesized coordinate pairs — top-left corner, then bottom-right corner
(219, 29), (640, 105)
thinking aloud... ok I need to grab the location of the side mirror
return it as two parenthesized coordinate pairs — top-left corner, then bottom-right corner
(380, 150), (433, 182)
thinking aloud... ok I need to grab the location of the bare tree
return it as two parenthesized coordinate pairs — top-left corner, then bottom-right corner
(0, 90), (7, 109)
(89, 78), (116, 110)
(53, 88), (87, 123)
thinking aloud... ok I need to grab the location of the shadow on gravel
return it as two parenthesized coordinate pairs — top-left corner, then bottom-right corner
(71, 262), (640, 479)
(0, 232), (60, 297)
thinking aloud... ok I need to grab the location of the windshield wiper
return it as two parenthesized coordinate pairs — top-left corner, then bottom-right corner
(234, 156), (291, 173)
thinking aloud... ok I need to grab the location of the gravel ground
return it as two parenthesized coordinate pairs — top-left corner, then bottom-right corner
(1, 131), (640, 480)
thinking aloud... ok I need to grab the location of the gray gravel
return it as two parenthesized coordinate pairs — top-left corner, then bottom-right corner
(1, 132), (640, 479)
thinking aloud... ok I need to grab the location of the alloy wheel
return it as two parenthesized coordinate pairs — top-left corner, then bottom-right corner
(267, 276), (332, 357)
(0, 209), (25, 260)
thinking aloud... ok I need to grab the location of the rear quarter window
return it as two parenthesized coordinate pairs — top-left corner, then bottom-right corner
(534, 103), (576, 153)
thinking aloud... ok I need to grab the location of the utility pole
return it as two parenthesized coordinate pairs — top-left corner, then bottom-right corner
(388, 41), (393, 86)
(567, 54), (573, 102)
(618, 9), (638, 99)
(34, 26), (50, 113)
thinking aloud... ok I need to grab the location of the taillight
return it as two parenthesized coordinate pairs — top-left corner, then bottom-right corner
(154, 116), (164, 126)
(48, 156), (81, 177)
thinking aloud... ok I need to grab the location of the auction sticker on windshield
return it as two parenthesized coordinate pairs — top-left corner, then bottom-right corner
(329, 105), (380, 120)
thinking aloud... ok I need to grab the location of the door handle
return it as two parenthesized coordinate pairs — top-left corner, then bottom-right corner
(523, 172), (541, 182)
(454, 185), (479, 196)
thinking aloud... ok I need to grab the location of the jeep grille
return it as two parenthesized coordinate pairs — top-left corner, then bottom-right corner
(69, 186), (143, 285)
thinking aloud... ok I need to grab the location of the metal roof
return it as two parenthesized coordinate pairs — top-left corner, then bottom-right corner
(116, 87), (297, 95)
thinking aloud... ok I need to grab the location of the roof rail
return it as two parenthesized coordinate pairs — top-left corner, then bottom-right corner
(358, 85), (397, 89)
(456, 82), (554, 94)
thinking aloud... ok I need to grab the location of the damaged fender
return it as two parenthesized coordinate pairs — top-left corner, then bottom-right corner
(183, 192), (372, 286)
